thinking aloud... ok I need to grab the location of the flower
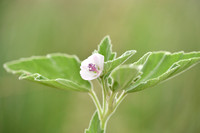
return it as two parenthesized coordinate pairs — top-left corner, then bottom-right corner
(80, 53), (104, 80)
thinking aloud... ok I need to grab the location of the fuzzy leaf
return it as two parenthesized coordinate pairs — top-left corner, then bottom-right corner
(111, 65), (140, 92)
(126, 51), (200, 93)
(103, 50), (136, 77)
(3, 53), (91, 92)
(98, 36), (116, 62)
(85, 111), (104, 133)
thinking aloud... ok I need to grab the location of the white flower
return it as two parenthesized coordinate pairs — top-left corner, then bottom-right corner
(80, 53), (104, 80)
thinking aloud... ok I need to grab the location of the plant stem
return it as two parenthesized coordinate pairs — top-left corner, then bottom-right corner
(101, 91), (127, 131)
(89, 89), (103, 118)
(115, 91), (127, 108)
(89, 79), (127, 132)
(101, 78), (108, 115)
(101, 91), (115, 130)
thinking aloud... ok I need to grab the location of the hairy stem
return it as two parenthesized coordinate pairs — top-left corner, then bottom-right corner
(101, 78), (108, 115)
(89, 89), (103, 118)
(101, 91), (115, 129)
(115, 91), (127, 108)
(89, 79), (127, 132)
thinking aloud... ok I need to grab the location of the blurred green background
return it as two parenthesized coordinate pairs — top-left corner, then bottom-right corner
(0, 0), (200, 133)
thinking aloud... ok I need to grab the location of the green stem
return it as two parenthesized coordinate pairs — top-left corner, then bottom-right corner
(101, 91), (115, 129)
(101, 78), (108, 115)
(89, 79), (127, 132)
(101, 91), (127, 131)
(115, 91), (127, 108)
(89, 90), (103, 118)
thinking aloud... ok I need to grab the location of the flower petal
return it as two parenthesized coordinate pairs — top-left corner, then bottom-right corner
(92, 53), (104, 70)
(80, 53), (104, 80)
(80, 69), (99, 80)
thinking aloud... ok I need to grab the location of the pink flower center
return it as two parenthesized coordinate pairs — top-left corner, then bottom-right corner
(88, 63), (99, 73)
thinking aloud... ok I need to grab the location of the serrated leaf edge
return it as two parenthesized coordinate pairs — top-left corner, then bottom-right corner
(127, 51), (200, 92)
(85, 111), (104, 133)
(3, 53), (92, 92)
(97, 35), (117, 61)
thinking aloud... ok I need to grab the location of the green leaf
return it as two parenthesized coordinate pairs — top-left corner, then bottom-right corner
(103, 50), (136, 77)
(98, 36), (116, 62)
(85, 111), (104, 133)
(3, 53), (91, 92)
(126, 51), (200, 93)
(111, 65), (140, 92)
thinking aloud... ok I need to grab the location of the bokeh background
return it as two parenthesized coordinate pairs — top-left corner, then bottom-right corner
(0, 0), (200, 133)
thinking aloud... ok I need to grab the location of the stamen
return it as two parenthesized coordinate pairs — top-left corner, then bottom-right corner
(88, 63), (99, 73)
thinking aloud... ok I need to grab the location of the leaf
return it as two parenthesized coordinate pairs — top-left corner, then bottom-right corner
(85, 111), (104, 133)
(103, 50), (136, 77)
(126, 51), (200, 93)
(111, 65), (140, 92)
(98, 36), (116, 62)
(3, 53), (91, 92)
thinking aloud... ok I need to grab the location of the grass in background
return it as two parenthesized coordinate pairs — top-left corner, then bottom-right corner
(0, 0), (200, 133)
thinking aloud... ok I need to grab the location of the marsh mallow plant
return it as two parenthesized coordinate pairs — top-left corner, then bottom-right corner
(3, 36), (200, 133)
